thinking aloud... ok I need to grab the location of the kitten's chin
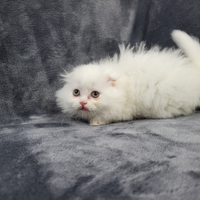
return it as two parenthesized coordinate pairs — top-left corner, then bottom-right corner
(77, 108), (96, 120)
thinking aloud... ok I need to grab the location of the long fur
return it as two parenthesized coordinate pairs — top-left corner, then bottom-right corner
(56, 30), (200, 125)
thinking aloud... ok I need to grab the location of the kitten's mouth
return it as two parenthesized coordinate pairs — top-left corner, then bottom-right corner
(80, 107), (88, 111)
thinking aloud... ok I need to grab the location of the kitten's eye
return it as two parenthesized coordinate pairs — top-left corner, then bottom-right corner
(91, 91), (100, 98)
(73, 89), (80, 97)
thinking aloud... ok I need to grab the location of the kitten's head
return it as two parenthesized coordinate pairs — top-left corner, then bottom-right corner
(55, 63), (121, 121)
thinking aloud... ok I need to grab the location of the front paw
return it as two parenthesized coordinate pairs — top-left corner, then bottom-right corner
(89, 119), (107, 126)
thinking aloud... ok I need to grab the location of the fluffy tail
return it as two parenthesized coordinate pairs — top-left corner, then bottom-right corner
(171, 30), (200, 68)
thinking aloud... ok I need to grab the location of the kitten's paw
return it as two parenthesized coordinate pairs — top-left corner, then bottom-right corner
(89, 119), (107, 126)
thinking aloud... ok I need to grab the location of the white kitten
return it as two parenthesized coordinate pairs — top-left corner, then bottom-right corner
(56, 30), (200, 125)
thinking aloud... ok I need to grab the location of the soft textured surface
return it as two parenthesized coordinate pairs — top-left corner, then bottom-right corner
(1, 113), (200, 199)
(1, 0), (200, 199)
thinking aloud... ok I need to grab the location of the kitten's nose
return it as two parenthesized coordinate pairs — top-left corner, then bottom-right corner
(80, 101), (87, 106)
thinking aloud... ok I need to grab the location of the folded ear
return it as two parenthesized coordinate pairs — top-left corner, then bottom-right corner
(107, 77), (116, 86)
(61, 71), (72, 83)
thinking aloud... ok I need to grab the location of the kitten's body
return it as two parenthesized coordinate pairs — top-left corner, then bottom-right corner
(56, 30), (200, 125)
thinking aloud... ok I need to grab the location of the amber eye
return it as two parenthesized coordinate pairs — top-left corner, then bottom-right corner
(73, 89), (80, 96)
(91, 91), (100, 98)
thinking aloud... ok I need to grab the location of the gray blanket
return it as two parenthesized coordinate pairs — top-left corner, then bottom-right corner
(1, 1), (200, 199)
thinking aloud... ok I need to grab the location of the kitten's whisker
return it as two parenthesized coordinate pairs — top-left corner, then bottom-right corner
(65, 110), (76, 119)
(61, 114), (68, 124)
(70, 110), (77, 118)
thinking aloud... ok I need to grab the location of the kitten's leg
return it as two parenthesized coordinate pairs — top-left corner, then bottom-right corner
(89, 118), (107, 126)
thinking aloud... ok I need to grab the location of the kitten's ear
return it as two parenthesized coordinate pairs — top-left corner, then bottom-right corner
(107, 77), (116, 86)
(61, 71), (72, 83)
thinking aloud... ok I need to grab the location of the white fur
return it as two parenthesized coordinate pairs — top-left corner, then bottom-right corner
(56, 30), (200, 125)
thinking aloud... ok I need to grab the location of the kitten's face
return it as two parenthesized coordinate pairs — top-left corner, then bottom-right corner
(56, 64), (119, 120)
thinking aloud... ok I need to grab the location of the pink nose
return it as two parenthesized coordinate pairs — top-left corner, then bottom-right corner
(80, 101), (87, 106)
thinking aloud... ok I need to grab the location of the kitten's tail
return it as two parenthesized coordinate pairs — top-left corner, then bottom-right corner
(171, 30), (200, 69)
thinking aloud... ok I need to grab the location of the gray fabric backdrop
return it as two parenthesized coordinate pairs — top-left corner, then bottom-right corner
(1, 0), (200, 199)
(1, 0), (200, 123)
